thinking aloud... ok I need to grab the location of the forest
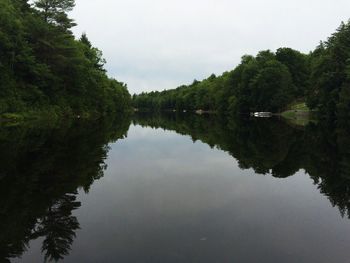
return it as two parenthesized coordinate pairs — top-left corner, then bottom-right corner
(133, 21), (350, 121)
(2, 0), (350, 121)
(0, 0), (131, 120)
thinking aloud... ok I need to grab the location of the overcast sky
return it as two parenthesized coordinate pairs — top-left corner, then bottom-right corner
(71, 0), (350, 94)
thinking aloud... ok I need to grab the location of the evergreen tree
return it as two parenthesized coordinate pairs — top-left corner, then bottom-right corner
(34, 0), (76, 30)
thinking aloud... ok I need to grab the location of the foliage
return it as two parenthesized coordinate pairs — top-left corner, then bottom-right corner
(307, 21), (350, 120)
(0, 0), (131, 117)
(133, 21), (350, 119)
(133, 48), (309, 114)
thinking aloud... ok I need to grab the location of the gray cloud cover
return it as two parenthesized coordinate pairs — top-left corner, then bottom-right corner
(71, 0), (350, 94)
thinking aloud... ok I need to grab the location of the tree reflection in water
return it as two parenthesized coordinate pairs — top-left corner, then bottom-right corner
(0, 116), (130, 262)
(134, 112), (350, 219)
(1, 112), (350, 261)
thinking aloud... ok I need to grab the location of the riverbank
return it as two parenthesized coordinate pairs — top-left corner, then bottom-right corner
(0, 110), (92, 124)
(279, 102), (316, 126)
(0, 108), (131, 126)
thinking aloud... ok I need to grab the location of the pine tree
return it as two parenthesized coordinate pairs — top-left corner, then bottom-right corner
(34, 0), (76, 30)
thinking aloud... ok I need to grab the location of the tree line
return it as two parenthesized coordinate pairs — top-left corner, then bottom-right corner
(133, 21), (350, 119)
(0, 0), (131, 119)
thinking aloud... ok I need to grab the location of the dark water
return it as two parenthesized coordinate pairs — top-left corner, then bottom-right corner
(2, 113), (350, 262)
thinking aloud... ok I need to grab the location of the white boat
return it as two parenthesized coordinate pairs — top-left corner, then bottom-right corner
(251, 112), (272, 118)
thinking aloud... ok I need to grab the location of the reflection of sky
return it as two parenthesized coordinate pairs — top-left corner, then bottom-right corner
(18, 125), (350, 262)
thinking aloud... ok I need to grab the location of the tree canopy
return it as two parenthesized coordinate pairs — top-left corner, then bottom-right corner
(307, 21), (350, 120)
(133, 20), (350, 120)
(0, 0), (131, 119)
(133, 48), (308, 114)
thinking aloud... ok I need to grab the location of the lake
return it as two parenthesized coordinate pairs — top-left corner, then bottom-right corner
(2, 113), (350, 262)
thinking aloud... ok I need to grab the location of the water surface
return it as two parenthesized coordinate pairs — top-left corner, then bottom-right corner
(2, 114), (350, 262)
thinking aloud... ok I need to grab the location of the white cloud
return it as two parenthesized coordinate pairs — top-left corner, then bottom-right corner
(71, 0), (350, 94)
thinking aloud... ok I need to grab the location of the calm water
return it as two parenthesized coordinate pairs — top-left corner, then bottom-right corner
(2, 114), (350, 262)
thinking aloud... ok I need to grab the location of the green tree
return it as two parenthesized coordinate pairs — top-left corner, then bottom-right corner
(34, 0), (76, 30)
(0, 0), (131, 117)
(307, 21), (350, 119)
(276, 47), (310, 97)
